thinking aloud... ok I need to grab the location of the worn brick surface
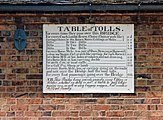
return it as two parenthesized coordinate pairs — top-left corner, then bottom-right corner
(0, 9), (163, 119)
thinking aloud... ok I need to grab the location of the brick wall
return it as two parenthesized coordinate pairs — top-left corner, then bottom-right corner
(0, 12), (163, 120)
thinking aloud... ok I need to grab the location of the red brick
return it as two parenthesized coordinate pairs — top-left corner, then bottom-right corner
(93, 117), (107, 120)
(135, 86), (149, 92)
(151, 49), (163, 54)
(79, 111), (91, 116)
(16, 86), (28, 92)
(152, 74), (161, 79)
(148, 105), (157, 110)
(151, 86), (162, 91)
(134, 111), (147, 117)
(147, 80), (162, 85)
(157, 105), (163, 110)
(137, 43), (147, 48)
(43, 99), (51, 104)
(12, 68), (29, 73)
(0, 74), (5, 79)
(135, 68), (148, 74)
(6, 50), (16, 55)
(69, 99), (80, 104)
(0, 112), (6, 116)
(148, 118), (163, 120)
(146, 91), (162, 98)
(135, 49), (151, 55)
(25, 111), (42, 117)
(137, 36), (150, 42)
(39, 105), (56, 110)
(66, 105), (83, 110)
(52, 111), (69, 117)
(107, 111), (124, 117)
(148, 111), (162, 117)
(136, 80), (146, 86)
(7, 74), (16, 80)
(38, 118), (55, 120)
(29, 99), (42, 104)
(147, 68), (163, 73)
(83, 105), (92, 111)
(42, 94), (55, 98)
(0, 62), (7, 67)
(0, 50), (5, 55)
(107, 99), (124, 104)
(2, 105), (10, 111)
(7, 98), (16, 104)
(124, 111), (133, 117)
(151, 99), (160, 104)
(146, 55), (162, 61)
(29, 105), (40, 111)
(7, 112), (15, 117)
(147, 43), (162, 48)
(109, 105), (120, 110)
(13, 118), (28, 120)
(52, 99), (69, 104)
(0, 99), (6, 105)
(143, 99), (151, 104)
(1, 93), (11, 98)
(137, 93), (145, 97)
(70, 111), (79, 117)
(0, 25), (7, 30)
(26, 74), (42, 79)
(80, 99), (97, 104)
(92, 111), (99, 117)
(97, 99), (106, 104)
(11, 105), (28, 111)
(137, 105), (147, 110)
(6, 86), (15, 92)
(93, 105), (109, 110)
(0, 87), (6, 93)
(123, 105), (137, 110)
(16, 112), (24, 117)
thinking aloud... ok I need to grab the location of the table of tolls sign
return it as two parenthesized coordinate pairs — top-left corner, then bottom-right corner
(43, 24), (134, 93)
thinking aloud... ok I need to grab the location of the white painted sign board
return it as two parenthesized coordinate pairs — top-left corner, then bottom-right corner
(43, 24), (134, 93)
